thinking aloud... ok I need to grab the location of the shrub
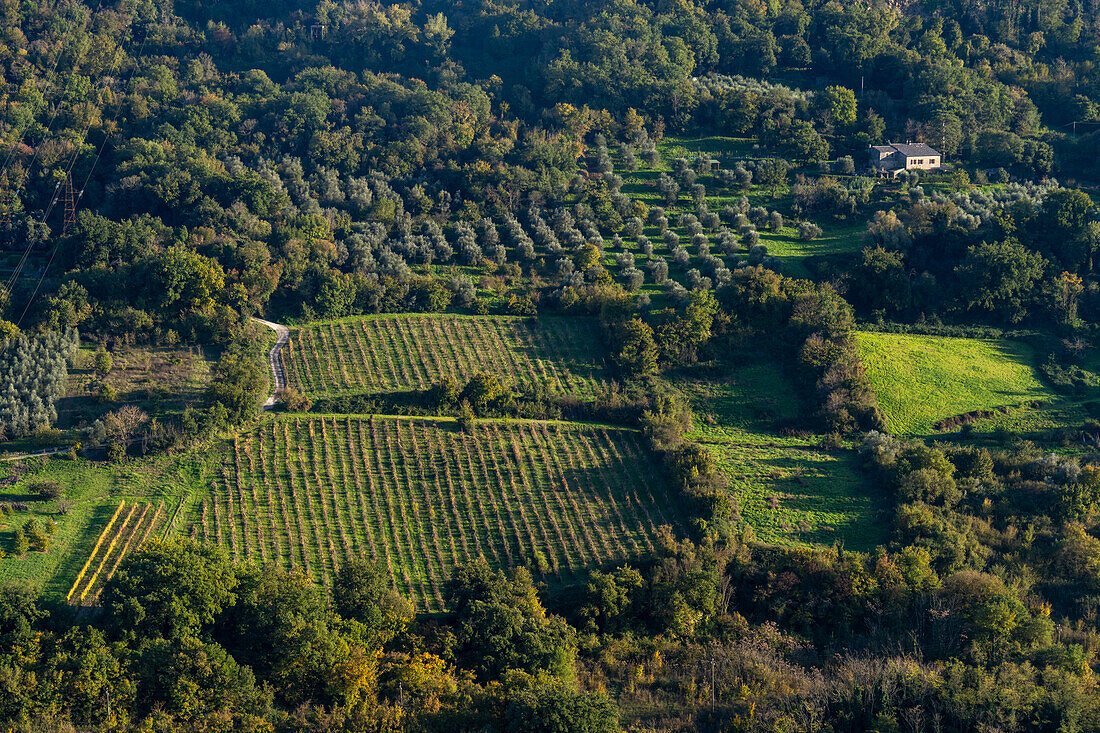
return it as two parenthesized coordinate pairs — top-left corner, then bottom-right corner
(24, 519), (48, 552)
(27, 480), (63, 501)
(278, 388), (313, 412)
(461, 372), (506, 414)
(96, 381), (118, 403)
(456, 401), (476, 433)
(13, 527), (28, 555)
(799, 221), (823, 240)
(31, 428), (62, 448)
(106, 441), (126, 463)
(94, 347), (113, 376)
(506, 295), (537, 316)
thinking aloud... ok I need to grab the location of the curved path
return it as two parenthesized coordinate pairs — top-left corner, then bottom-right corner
(251, 317), (290, 409)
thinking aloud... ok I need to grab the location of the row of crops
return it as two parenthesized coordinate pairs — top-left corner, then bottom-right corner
(285, 315), (610, 397)
(67, 499), (179, 605)
(61, 315), (693, 613)
(187, 416), (683, 613)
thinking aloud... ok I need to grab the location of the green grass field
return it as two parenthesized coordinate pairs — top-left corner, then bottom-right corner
(655, 135), (759, 165)
(678, 362), (805, 446)
(286, 315), (610, 397)
(675, 362), (886, 551)
(855, 331), (1052, 436)
(708, 442), (886, 551)
(758, 223), (864, 277)
(188, 415), (684, 612)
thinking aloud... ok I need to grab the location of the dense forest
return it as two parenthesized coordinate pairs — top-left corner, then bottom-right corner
(1, 0), (1100, 729)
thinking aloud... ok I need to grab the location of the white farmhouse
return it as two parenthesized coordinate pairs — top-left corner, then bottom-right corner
(868, 142), (943, 176)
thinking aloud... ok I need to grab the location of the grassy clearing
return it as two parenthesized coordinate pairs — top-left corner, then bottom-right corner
(655, 135), (759, 165)
(188, 415), (683, 613)
(855, 331), (1052, 436)
(758, 223), (864, 277)
(673, 362), (885, 551)
(285, 315), (609, 398)
(678, 362), (807, 447)
(61, 344), (212, 428)
(708, 443), (886, 552)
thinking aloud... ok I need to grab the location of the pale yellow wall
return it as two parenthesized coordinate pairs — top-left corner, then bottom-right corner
(905, 157), (940, 170)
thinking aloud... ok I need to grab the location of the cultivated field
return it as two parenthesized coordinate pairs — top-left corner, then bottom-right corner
(855, 331), (1051, 435)
(285, 315), (609, 397)
(616, 136), (868, 282)
(67, 499), (180, 605)
(189, 416), (684, 612)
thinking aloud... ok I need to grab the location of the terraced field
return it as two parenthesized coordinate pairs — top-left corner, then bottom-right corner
(855, 331), (1051, 435)
(285, 315), (609, 397)
(188, 416), (684, 612)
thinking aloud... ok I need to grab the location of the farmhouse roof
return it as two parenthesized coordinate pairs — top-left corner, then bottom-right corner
(888, 142), (941, 158)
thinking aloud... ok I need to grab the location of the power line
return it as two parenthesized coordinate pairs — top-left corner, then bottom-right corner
(0, 2), (105, 179)
(16, 21), (150, 328)
(1, 1), (107, 308)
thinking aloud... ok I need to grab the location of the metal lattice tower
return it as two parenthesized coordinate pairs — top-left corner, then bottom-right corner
(61, 173), (77, 235)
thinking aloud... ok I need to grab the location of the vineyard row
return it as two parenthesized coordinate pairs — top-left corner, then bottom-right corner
(188, 416), (684, 613)
(285, 315), (609, 397)
(67, 499), (173, 605)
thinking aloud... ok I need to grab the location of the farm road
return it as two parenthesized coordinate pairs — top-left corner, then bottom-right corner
(251, 317), (289, 409)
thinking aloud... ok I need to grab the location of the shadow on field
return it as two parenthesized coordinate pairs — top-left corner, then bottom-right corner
(44, 500), (123, 600)
(750, 450), (890, 554)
